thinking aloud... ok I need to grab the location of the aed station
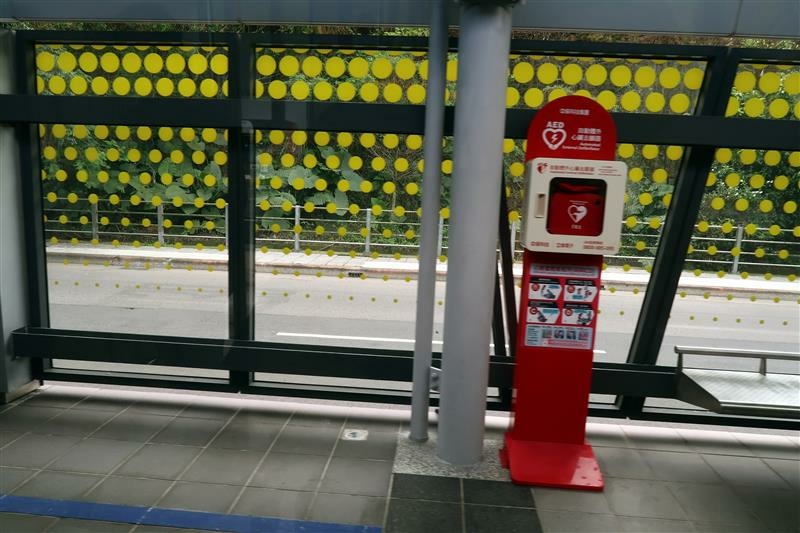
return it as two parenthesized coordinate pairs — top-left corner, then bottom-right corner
(502, 95), (627, 490)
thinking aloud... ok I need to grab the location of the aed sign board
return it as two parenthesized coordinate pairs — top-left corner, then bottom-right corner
(524, 94), (617, 161)
(521, 157), (626, 254)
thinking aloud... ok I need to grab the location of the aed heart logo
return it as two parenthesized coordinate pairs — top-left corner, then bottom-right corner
(542, 127), (567, 150)
(568, 204), (588, 223)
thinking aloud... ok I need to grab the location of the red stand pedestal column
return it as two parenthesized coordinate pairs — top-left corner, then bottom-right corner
(501, 250), (604, 491)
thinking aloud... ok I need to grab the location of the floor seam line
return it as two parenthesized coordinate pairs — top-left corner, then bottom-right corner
(224, 408), (295, 515)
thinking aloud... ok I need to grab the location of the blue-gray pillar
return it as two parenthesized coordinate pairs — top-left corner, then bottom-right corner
(0, 29), (38, 402)
(437, 1), (514, 465)
(409, 0), (449, 443)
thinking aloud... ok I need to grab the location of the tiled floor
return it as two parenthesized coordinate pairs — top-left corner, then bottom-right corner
(0, 384), (797, 532)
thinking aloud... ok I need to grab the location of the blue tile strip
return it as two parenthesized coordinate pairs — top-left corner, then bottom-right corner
(0, 494), (381, 533)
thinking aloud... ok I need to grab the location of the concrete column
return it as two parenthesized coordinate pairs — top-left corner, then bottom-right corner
(437, 1), (513, 465)
(409, 0), (448, 443)
(0, 29), (38, 402)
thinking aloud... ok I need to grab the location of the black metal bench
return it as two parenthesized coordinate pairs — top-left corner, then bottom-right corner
(675, 345), (800, 419)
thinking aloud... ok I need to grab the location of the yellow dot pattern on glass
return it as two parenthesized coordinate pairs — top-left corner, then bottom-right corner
(250, 129), (440, 258)
(255, 47), (434, 105)
(504, 56), (705, 113)
(40, 123), (229, 251)
(38, 50), (798, 292)
(727, 62), (800, 120)
(687, 147), (800, 275)
(252, 48), (706, 113)
(35, 43), (228, 99)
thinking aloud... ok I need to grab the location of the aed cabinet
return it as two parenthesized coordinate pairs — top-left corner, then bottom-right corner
(521, 157), (627, 255)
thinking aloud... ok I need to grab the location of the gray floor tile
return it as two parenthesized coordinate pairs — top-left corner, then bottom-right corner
(464, 504), (542, 533)
(46, 518), (132, 532)
(116, 443), (202, 480)
(763, 457), (800, 490)
(604, 477), (687, 520)
(586, 425), (631, 448)
(732, 486), (800, 532)
(209, 421), (282, 451)
(622, 426), (691, 452)
(230, 408), (291, 426)
(309, 492), (386, 526)
(616, 516), (694, 532)
(691, 521), (770, 532)
(288, 413), (345, 428)
(702, 454), (790, 489)
(679, 428), (755, 456)
(0, 406), (64, 431)
(667, 482), (764, 527)
(385, 498), (462, 533)
(334, 430), (397, 460)
(151, 416), (225, 447)
(735, 433), (800, 461)
(639, 450), (723, 484)
(158, 481), (241, 513)
(231, 487), (313, 519)
(129, 398), (189, 417)
(181, 447), (263, 485)
(0, 466), (36, 492)
(13, 470), (102, 500)
(463, 479), (535, 508)
(532, 486), (612, 514)
(0, 433), (81, 468)
(536, 510), (621, 533)
(49, 438), (141, 474)
(32, 409), (116, 437)
(391, 473), (461, 503)
(319, 457), (392, 497)
(0, 428), (22, 447)
(271, 426), (340, 456)
(343, 417), (401, 434)
(594, 446), (655, 479)
(0, 513), (58, 532)
(83, 475), (172, 506)
(249, 452), (327, 491)
(180, 403), (237, 421)
(92, 411), (174, 442)
(19, 390), (87, 409)
(74, 397), (133, 412)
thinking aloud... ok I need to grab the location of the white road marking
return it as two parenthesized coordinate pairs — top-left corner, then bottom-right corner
(275, 331), (605, 354)
(276, 331), (441, 344)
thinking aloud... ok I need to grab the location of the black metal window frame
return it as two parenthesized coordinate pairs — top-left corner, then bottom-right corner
(1, 30), (798, 429)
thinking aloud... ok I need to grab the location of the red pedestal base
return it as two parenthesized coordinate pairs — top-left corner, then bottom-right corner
(501, 434), (604, 491)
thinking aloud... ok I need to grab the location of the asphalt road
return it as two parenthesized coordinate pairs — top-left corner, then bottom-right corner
(47, 263), (799, 376)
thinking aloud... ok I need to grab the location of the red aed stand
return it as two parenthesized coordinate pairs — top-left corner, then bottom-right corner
(501, 95), (619, 491)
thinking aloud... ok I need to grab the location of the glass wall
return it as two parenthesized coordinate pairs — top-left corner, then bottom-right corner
(29, 36), (796, 405)
(251, 128), (446, 354)
(35, 42), (232, 377)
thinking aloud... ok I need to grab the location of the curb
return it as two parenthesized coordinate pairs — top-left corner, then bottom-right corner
(46, 246), (799, 299)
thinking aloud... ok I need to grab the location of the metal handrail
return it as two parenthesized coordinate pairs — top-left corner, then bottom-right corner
(675, 345), (800, 375)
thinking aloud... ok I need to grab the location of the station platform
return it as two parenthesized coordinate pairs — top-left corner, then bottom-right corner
(0, 384), (797, 533)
